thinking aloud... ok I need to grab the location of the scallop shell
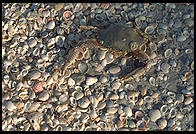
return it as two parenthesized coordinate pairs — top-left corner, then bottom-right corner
(63, 10), (73, 20)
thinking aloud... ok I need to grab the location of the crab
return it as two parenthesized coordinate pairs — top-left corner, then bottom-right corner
(60, 23), (161, 81)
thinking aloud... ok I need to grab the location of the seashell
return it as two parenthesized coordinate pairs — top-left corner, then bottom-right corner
(78, 97), (90, 108)
(28, 38), (37, 48)
(47, 38), (56, 49)
(56, 35), (65, 48)
(11, 67), (19, 73)
(29, 71), (41, 80)
(95, 13), (105, 21)
(23, 101), (31, 111)
(145, 25), (155, 34)
(68, 78), (75, 86)
(168, 107), (177, 118)
(135, 111), (144, 121)
(74, 3), (83, 12)
(96, 92), (104, 102)
(167, 91), (176, 98)
(38, 91), (49, 101)
(38, 66), (45, 73)
(185, 48), (192, 54)
(32, 81), (43, 93)
(80, 113), (89, 123)
(32, 47), (40, 56)
(16, 82), (23, 91)
(128, 41), (138, 51)
(47, 20), (55, 30)
(177, 35), (186, 42)
(63, 10), (73, 20)
(164, 48), (172, 58)
(5, 101), (16, 111)
(59, 94), (69, 103)
(107, 107), (118, 114)
(55, 125), (63, 131)
(160, 105), (168, 114)
(97, 101), (106, 110)
(144, 96), (153, 103)
(89, 109), (98, 119)
(70, 96), (77, 106)
(136, 120), (147, 131)
(86, 77), (98, 86)
(46, 77), (53, 85)
(123, 106), (132, 117)
(78, 62), (88, 74)
(75, 91), (84, 100)
(149, 77), (155, 86)
(20, 68), (29, 77)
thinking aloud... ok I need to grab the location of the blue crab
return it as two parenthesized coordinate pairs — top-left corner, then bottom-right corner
(61, 23), (160, 81)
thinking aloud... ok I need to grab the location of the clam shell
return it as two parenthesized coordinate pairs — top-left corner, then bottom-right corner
(160, 104), (168, 114)
(145, 25), (155, 34)
(144, 96), (153, 103)
(32, 47), (40, 56)
(20, 69), (29, 77)
(168, 107), (177, 118)
(56, 35), (65, 48)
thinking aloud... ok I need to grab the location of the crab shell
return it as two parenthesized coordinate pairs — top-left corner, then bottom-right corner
(96, 23), (149, 53)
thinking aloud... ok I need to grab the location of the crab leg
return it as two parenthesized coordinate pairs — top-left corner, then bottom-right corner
(62, 45), (87, 75)
(117, 51), (158, 82)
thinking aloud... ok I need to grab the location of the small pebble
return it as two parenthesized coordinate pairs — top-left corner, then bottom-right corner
(109, 66), (121, 74)
(86, 77), (98, 86)
(68, 78), (75, 86)
(38, 91), (49, 101)
(149, 109), (162, 122)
